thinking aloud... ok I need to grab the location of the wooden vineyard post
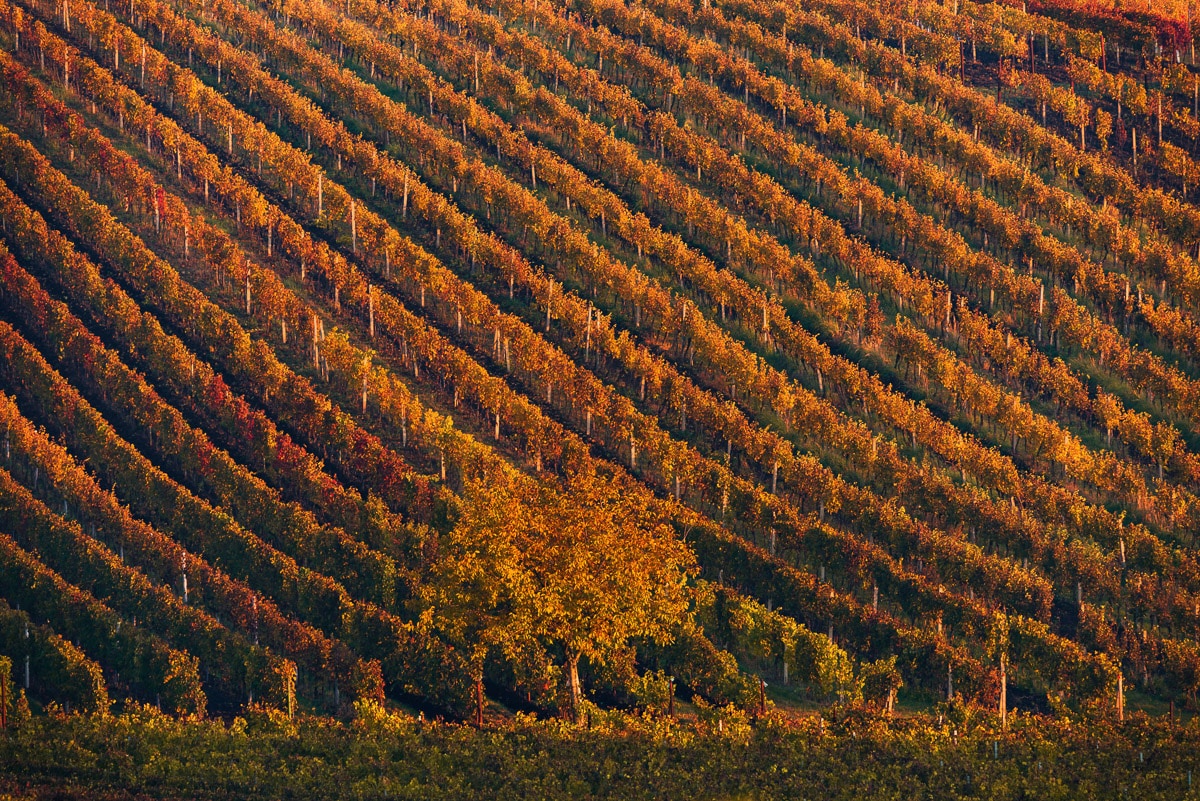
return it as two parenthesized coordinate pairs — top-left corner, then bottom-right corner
(475, 676), (484, 728)
(283, 661), (297, 720)
(0, 655), (10, 730)
(312, 315), (320, 369)
(1117, 673), (1124, 723)
(1000, 653), (1008, 730)
(368, 284), (375, 338)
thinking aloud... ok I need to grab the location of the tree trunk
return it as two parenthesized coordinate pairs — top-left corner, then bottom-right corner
(566, 652), (583, 723)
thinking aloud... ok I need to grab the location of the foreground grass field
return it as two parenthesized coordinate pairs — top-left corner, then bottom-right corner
(1, 704), (1198, 800)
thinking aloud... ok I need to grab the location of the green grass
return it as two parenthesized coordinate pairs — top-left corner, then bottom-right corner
(2, 703), (1199, 800)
